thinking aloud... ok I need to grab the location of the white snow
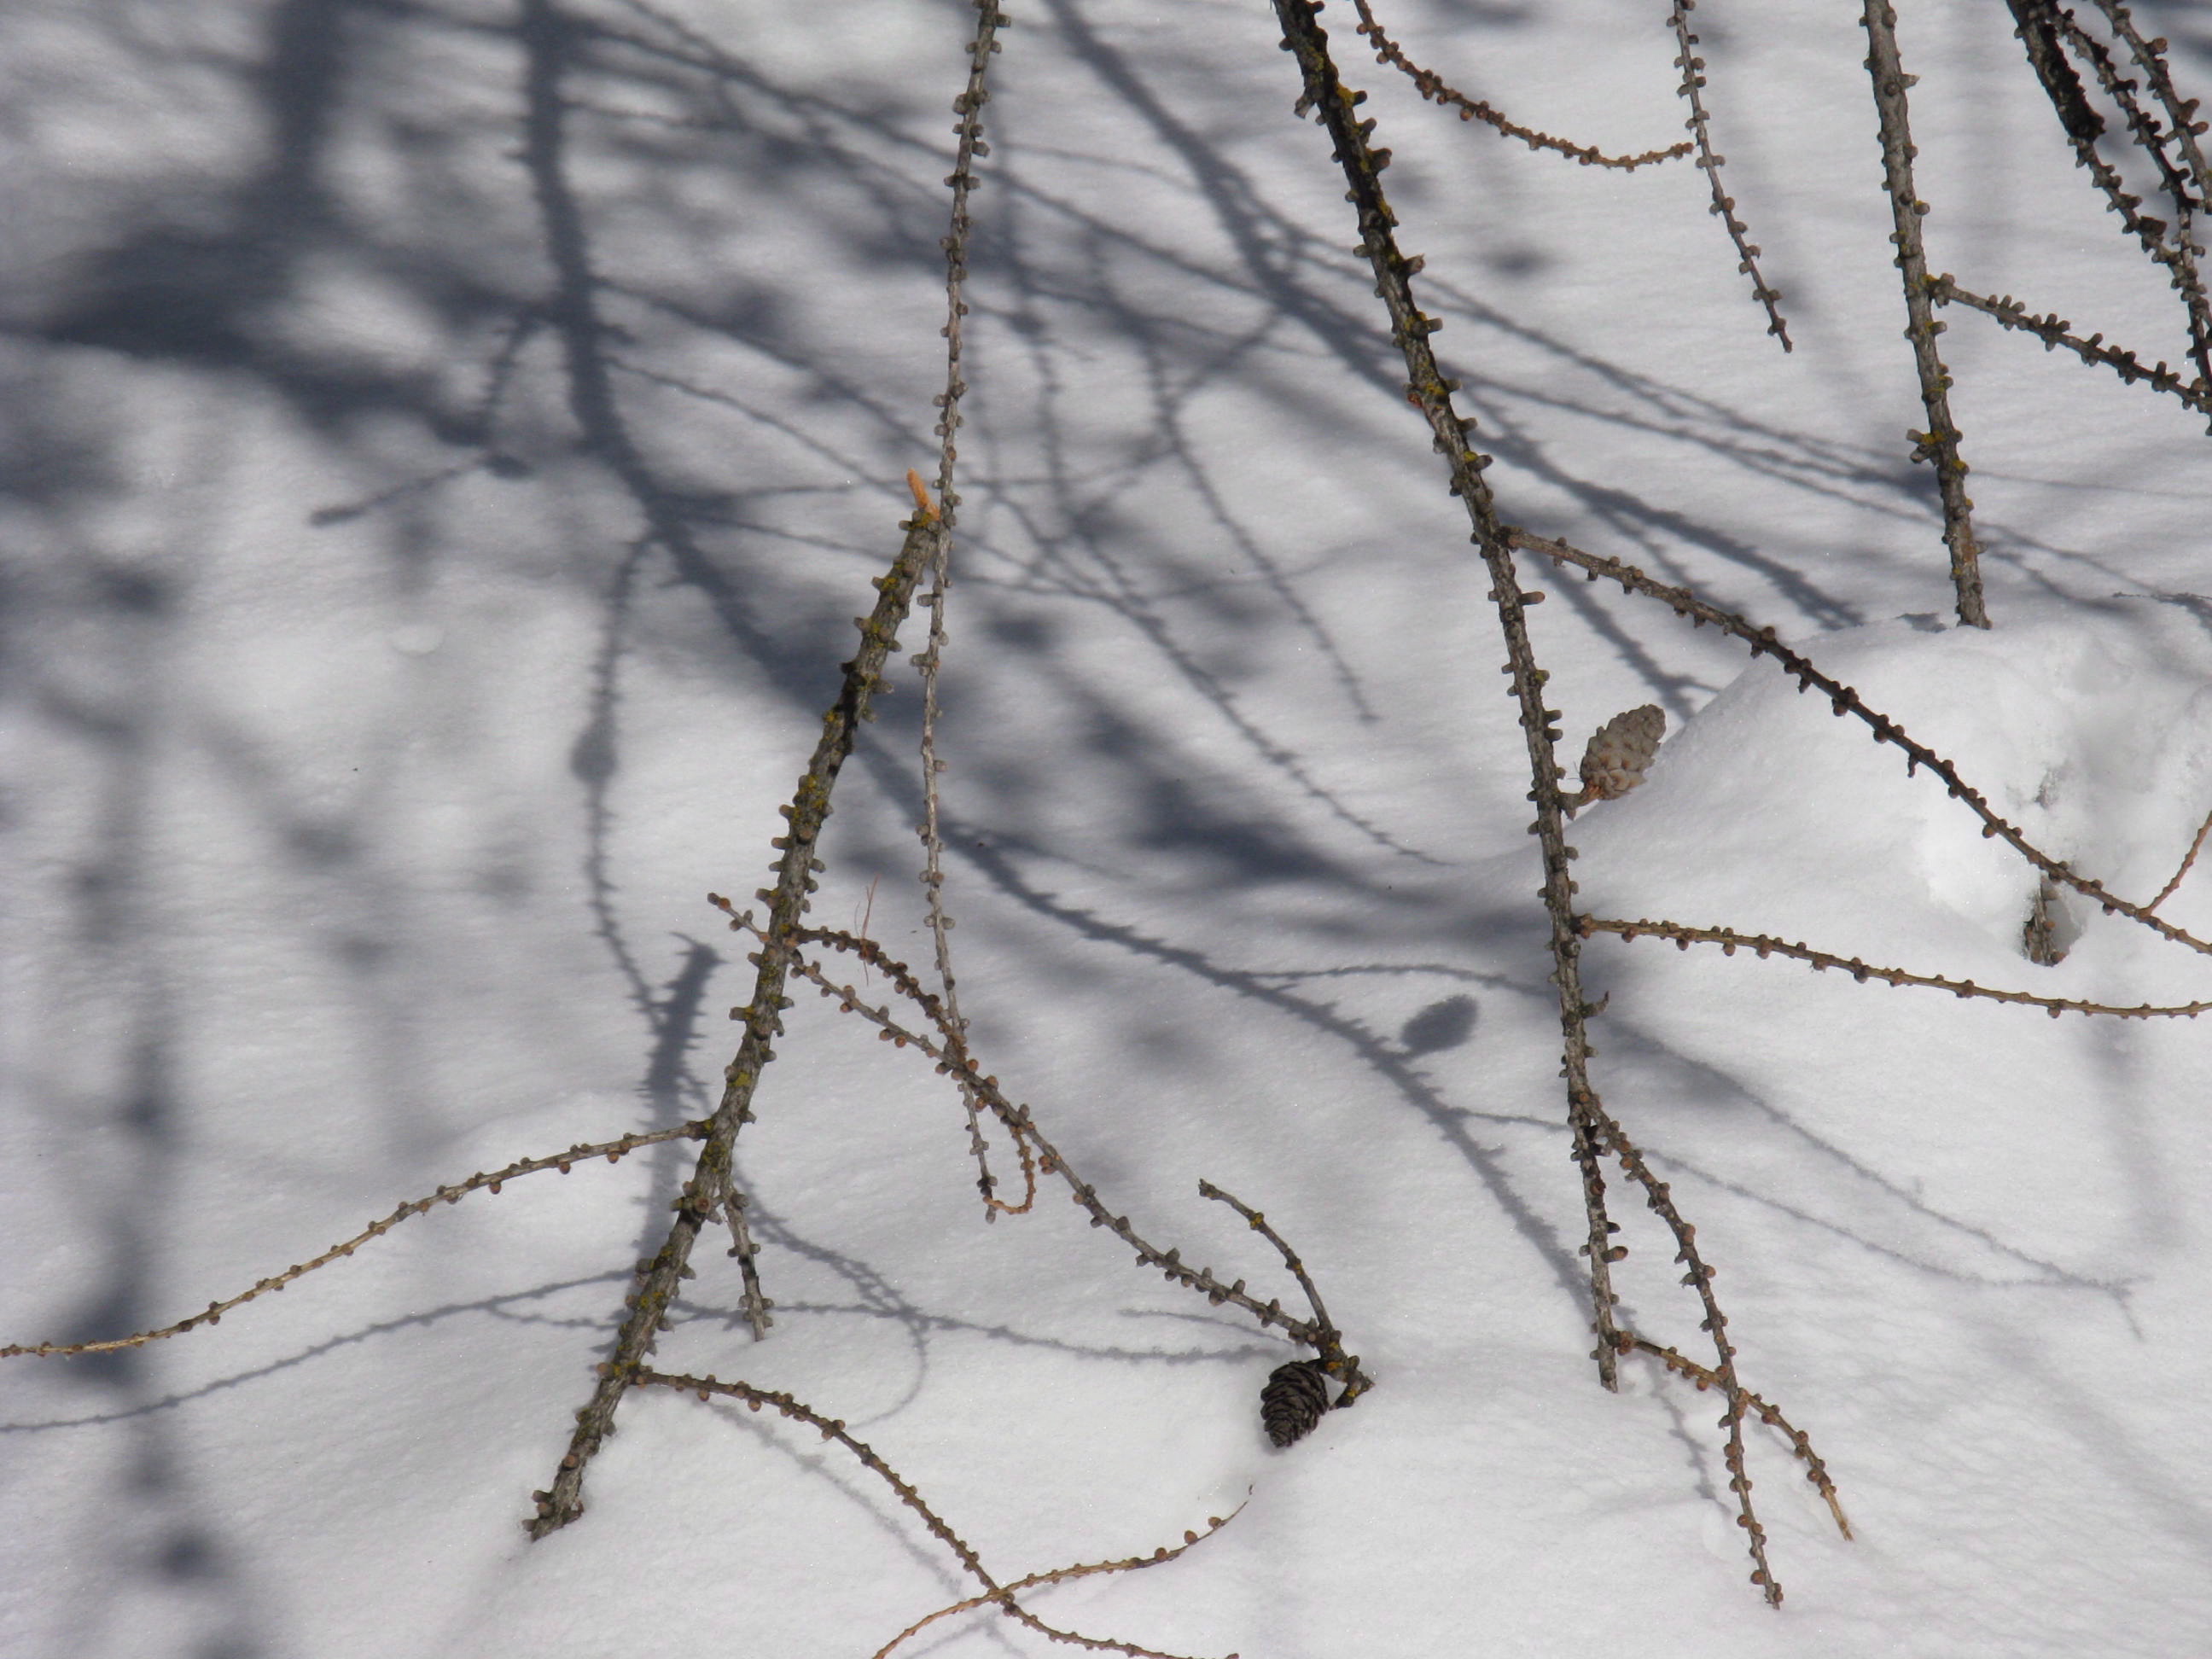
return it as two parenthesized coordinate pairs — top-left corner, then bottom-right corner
(6, 0), (2212, 1654)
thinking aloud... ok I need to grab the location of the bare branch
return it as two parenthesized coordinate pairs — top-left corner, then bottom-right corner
(1621, 1335), (1852, 1540)
(527, 504), (941, 1539)
(2147, 802), (2212, 912)
(2083, 0), (2212, 211)
(1266, 0), (1628, 1400)
(2019, 1), (2212, 405)
(1930, 275), (2212, 417)
(1860, 0), (1988, 626)
(1667, 0), (1793, 350)
(1580, 915), (2212, 1019)
(2, 1122), (708, 1359)
(633, 1370), (1228, 1659)
(1583, 1104), (1784, 1598)
(754, 917), (1363, 1365)
(871, 1510), (1243, 1659)
(913, 0), (1007, 1222)
(1348, 0), (1691, 172)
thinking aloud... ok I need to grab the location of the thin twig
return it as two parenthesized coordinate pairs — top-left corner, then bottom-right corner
(871, 1509), (1243, 1659)
(1583, 1104), (1784, 1599)
(527, 506), (941, 1539)
(2011, 0), (2212, 410)
(1621, 1335), (1852, 1540)
(1860, 0), (1988, 627)
(1579, 915), (2212, 1019)
(913, 0), (1007, 1222)
(740, 908), (1365, 1372)
(2146, 803), (2212, 911)
(2085, 0), (2212, 212)
(717, 1187), (775, 1335)
(1348, 0), (1690, 172)
(1506, 527), (2212, 960)
(744, 911), (1039, 1214)
(1667, 0), (1793, 350)
(1, 1123), (708, 1359)
(633, 1370), (1228, 1659)
(1930, 275), (2212, 417)
(1198, 1181), (1369, 1405)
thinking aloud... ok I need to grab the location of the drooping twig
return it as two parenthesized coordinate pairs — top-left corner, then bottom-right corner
(1506, 527), (2212, 960)
(1860, 0), (1988, 627)
(1198, 1180), (1368, 1406)
(724, 907), (1039, 1214)
(1930, 275), (2212, 417)
(2146, 801), (2212, 912)
(1666, 0), (1793, 351)
(1, 1122), (708, 1359)
(872, 1509), (1243, 1659)
(527, 506), (942, 1539)
(633, 1369), (1230, 1659)
(913, 0), (1008, 1221)
(736, 906), (1369, 1385)
(1578, 915), (2212, 1019)
(1621, 1335), (1851, 1540)
(1348, 0), (1691, 172)
(1572, 1101), (1783, 1598)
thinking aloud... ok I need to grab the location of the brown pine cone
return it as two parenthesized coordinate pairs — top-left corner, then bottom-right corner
(1570, 703), (1666, 812)
(1260, 1359), (1331, 1447)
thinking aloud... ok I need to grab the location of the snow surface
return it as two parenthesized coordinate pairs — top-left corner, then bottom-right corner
(6, 0), (2212, 1654)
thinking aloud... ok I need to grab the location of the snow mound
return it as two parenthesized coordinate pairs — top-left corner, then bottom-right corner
(1576, 593), (2212, 968)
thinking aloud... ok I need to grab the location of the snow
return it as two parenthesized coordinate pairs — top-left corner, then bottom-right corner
(6, 0), (2212, 1654)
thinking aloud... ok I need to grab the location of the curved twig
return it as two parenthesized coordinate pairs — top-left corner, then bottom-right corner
(1, 1122), (708, 1359)
(1580, 915), (2212, 1019)
(742, 907), (1366, 1372)
(742, 909), (1039, 1214)
(2147, 803), (2212, 912)
(1348, 0), (1690, 172)
(871, 1508), (1243, 1659)
(635, 1369), (1228, 1659)
(1198, 1180), (1370, 1405)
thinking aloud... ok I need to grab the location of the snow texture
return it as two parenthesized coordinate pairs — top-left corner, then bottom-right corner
(5, 0), (2212, 1654)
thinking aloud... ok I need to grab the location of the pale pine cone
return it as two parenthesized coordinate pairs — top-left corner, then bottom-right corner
(1570, 703), (1665, 812)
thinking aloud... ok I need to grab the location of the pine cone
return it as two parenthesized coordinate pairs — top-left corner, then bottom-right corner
(1260, 1359), (1331, 1447)
(1571, 703), (1666, 811)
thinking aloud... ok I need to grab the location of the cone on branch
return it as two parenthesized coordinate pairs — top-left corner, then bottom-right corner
(1566, 704), (1667, 814)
